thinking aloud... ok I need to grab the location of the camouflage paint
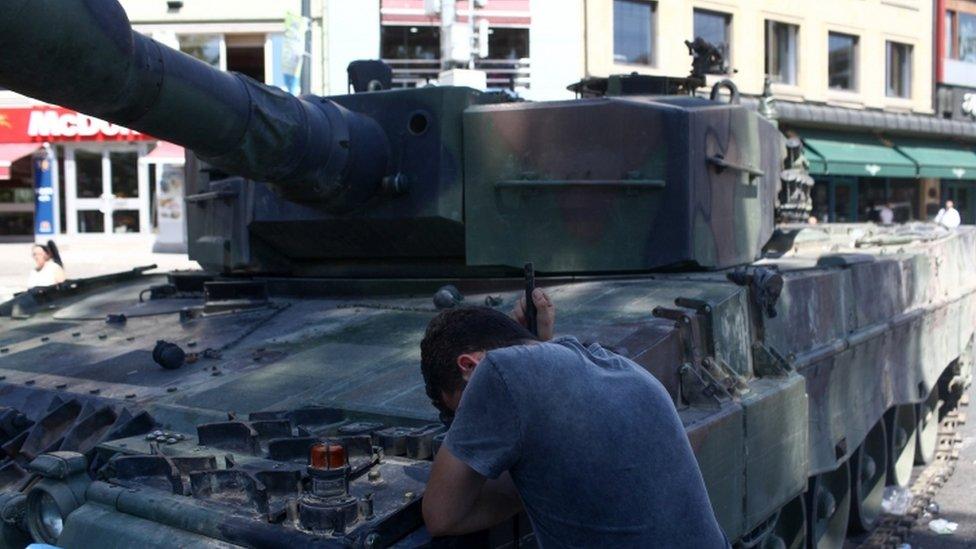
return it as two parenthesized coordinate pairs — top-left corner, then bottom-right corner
(463, 97), (781, 272)
(1, 224), (970, 545)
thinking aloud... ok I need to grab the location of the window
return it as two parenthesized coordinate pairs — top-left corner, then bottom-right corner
(765, 21), (798, 85)
(828, 32), (858, 91)
(962, 12), (976, 61)
(179, 34), (270, 83)
(693, 9), (732, 62)
(381, 26), (441, 60)
(858, 179), (886, 222)
(946, 10), (956, 59)
(886, 41), (912, 98)
(888, 180), (919, 222)
(0, 188), (34, 204)
(858, 179), (919, 222)
(485, 28), (530, 89)
(179, 34), (221, 68)
(112, 210), (140, 233)
(489, 28), (529, 60)
(613, 0), (656, 65)
(0, 212), (32, 236)
(947, 11), (976, 62)
(225, 34), (266, 83)
(75, 150), (102, 199)
(109, 151), (138, 198)
(77, 210), (104, 233)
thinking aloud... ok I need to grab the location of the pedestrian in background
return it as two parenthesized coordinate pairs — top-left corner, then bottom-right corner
(935, 200), (961, 229)
(879, 203), (895, 225)
(27, 240), (66, 288)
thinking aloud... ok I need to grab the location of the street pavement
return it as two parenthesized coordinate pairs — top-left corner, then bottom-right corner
(907, 383), (976, 548)
(0, 235), (199, 302)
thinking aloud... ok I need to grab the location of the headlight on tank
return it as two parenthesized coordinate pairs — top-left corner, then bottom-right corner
(26, 489), (67, 543)
(24, 452), (91, 545)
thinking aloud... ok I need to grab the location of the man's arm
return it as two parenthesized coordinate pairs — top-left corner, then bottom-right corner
(423, 444), (522, 537)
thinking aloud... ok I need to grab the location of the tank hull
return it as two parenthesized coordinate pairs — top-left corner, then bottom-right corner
(0, 223), (971, 546)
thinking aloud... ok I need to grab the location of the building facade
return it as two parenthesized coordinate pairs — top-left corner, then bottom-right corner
(935, 0), (976, 222)
(3, 0), (973, 242)
(0, 106), (155, 239)
(571, 0), (971, 225)
(380, 0), (532, 92)
(586, 0), (934, 113)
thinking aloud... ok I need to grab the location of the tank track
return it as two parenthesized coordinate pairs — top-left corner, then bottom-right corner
(860, 394), (969, 548)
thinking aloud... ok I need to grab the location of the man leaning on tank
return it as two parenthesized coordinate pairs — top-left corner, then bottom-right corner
(419, 289), (729, 547)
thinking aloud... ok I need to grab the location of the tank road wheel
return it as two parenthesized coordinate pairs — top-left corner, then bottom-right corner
(915, 389), (941, 465)
(762, 495), (806, 549)
(805, 460), (851, 549)
(849, 419), (888, 533)
(886, 404), (917, 487)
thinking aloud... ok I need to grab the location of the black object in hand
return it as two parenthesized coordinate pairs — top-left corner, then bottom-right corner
(524, 262), (538, 337)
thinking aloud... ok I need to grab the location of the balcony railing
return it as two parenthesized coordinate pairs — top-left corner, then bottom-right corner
(382, 58), (531, 91)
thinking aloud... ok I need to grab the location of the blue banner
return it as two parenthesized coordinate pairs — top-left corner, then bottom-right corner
(33, 146), (55, 236)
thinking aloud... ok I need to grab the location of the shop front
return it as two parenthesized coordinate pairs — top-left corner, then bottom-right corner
(0, 105), (156, 238)
(799, 129), (976, 224)
(801, 131), (921, 223)
(0, 143), (41, 241)
(893, 138), (976, 223)
(63, 143), (149, 235)
(772, 96), (976, 226)
(934, 84), (976, 222)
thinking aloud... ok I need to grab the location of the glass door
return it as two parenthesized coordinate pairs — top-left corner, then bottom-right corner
(68, 146), (143, 234)
(72, 147), (107, 233)
(108, 150), (141, 233)
(830, 177), (858, 223)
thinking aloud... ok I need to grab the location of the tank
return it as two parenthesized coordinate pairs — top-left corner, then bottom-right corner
(0, 1), (973, 548)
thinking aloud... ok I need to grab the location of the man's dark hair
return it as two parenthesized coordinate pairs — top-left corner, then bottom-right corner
(421, 306), (536, 415)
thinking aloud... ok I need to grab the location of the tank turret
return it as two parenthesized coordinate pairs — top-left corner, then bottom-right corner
(0, 0), (782, 275)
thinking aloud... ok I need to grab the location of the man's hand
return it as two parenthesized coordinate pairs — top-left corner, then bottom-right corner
(512, 288), (555, 341)
(423, 445), (522, 537)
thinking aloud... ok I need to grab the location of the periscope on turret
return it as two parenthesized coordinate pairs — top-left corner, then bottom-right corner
(0, 1), (973, 548)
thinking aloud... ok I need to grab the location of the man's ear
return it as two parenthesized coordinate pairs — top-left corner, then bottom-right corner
(456, 352), (483, 379)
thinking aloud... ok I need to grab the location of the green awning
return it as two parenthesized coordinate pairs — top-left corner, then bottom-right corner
(890, 139), (976, 179)
(801, 131), (917, 178)
(803, 145), (827, 175)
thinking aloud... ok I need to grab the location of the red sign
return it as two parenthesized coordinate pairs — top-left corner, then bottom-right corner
(0, 106), (154, 143)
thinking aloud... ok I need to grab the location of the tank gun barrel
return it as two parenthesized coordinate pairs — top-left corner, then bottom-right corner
(0, 0), (389, 210)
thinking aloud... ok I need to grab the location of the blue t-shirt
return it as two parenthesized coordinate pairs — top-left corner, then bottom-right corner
(444, 337), (728, 548)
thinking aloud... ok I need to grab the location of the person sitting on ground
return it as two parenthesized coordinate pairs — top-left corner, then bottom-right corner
(935, 200), (961, 229)
(27, 240), (66, 288)
(420, 289), (728, 548)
